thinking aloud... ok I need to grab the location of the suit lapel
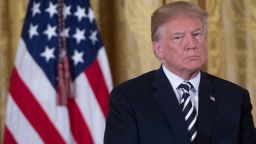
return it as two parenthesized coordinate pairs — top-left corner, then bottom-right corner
(152, 68), (190, 144)
(196, 72), (217, 143)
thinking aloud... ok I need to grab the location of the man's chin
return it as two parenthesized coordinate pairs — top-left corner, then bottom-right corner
(186, 64), (203, 72)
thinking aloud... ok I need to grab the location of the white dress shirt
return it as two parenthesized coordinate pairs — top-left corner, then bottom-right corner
(162, 65), (200, 112)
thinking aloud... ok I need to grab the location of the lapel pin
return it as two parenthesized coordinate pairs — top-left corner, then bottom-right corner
(210, 95), (215, 102)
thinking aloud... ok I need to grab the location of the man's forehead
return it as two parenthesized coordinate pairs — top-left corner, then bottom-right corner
(163, 17), (204, 32)
(171, 28), (203, 34)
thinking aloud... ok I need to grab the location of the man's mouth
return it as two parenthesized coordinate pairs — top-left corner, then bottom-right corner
(185, 56), (201, 60)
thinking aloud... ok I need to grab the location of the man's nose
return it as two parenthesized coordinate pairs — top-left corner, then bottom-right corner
(185, 35), (196, 50)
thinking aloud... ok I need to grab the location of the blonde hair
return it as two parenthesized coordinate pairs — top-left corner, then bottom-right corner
(151, 1), (208, 42)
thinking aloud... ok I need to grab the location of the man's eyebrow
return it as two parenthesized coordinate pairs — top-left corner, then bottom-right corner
(192, 28), (203, 33)
(172, 32), (185, 35)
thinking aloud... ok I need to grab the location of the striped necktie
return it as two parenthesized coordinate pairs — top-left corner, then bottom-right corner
(178, 81), (197, 143)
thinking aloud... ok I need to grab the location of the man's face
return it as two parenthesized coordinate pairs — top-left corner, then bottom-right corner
(154, 16), (207, 77)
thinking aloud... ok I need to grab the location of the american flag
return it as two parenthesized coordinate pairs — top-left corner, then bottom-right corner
(3, 0), (112, 143)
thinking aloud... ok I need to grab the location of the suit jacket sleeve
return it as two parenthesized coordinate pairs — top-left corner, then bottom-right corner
(104, 87), (139, 144)
(240, 90), (256, 143)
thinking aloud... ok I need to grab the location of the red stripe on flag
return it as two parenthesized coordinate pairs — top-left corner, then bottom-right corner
(85, 60), (110, 117)
(9, 68), (66, 144)
(67, 99), (94, 144)
(3, 126), (17, 144)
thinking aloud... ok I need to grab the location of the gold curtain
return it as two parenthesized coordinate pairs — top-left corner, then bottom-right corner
(1, 0), (256, 141)
(0, 0), (28, 141)
(92, 0), (162, 85)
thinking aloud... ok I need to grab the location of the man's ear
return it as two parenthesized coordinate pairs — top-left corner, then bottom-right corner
(153, 41), (164, 59)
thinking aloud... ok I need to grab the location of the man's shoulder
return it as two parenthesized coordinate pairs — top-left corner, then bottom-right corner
(202, 71), (246, 92)
(116, 70), (157, 90)
(110, 70), (157, 102)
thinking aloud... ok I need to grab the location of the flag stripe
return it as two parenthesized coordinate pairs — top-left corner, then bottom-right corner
(10, 68), (65, 144)
(15, 39), (71, 143)
(67, 99), (94, 144)
(97, 48), (113, 93)
(3, 127), (17, 144)
(74, 73), (106, 144)
(85, 60), (110, 117)
(5, 95), (44, 144)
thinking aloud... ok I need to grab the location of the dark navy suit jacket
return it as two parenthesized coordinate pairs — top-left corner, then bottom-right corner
(104, 67), (256, 144)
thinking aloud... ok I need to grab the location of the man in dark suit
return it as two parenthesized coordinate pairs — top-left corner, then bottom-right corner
(104, 1), (256, 144)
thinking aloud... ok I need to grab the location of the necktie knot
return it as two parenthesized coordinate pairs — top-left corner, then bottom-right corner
(178, 81), (194, 94)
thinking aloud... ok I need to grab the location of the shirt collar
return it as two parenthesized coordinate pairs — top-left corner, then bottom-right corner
(162, 65), (200, 92)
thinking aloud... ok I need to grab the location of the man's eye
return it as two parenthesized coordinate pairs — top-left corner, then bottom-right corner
(173, 36), (182, 40)
(193, 32), (203, 40)
(193, 32), (202, 37)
